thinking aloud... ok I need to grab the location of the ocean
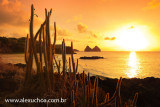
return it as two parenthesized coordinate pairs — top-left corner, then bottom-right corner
(0, 51), (160, 78)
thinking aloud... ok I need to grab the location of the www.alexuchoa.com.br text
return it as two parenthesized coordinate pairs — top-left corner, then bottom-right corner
(5, 97), (67, 103)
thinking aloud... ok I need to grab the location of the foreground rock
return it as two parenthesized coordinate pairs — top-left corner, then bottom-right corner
(95, 77), (160, 107)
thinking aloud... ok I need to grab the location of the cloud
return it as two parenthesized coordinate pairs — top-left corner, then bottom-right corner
(90, 32), (98, 38)
(0, 0), (48, 37)
(52, 25), (72, 37)
(143, 0), (160, 10)
(0, 0), (29, 27)
(1, 0), (9, 5)
(0, 0), (72, 38)
(57, 36), (79, 42)
(0, 25), (28, 37)
(77, 23), (87, 33)
(57, 28), (72, 37)
(77, 23), (98, 38)
(104, 37), (116, 40)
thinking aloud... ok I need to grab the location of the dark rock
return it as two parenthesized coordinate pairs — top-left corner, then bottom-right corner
(0, 37), (78, 54)
(87, 76), (160, 106)
(84, 45), (101, 52)
(80, 56), (104, 59)
(92, 46), (101, 52)
(84, 46), (92, 52)
(14, 63), (26, 69)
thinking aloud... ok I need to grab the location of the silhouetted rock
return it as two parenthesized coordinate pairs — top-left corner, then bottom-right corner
(0, 37), (77, 54)
(84, 45), (101, 52)
(80, 56), (104, 59)
(92, 46), (101, 52)
(84, 46), (92, 52)
(14, 63), (26, 69)
(0, 37), (25, 53)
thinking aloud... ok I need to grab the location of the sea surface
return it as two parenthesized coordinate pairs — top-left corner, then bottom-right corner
(0, 51), (160, 78)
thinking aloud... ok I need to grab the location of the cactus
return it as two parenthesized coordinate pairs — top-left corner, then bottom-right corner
(76, 59), (78, 73)
(132, 93), (138, 106)
(23, 4), (138, 107)
(71, 90), (75, 107)
(29, 5), (40, 74)
(71, 42), (76, 78)
(24, 34), (29, 64)
(53, 22), (57, 51)
(87, 72), (91, 96)
(82, 71), (86, 107)
(52, 22), (59, 70)
(62, 39), (66, 78)
(92, 77), (98, 107)
(39, 25), (43, 72)
(69, 57), (71, 78)
(58, 60), (61, 78)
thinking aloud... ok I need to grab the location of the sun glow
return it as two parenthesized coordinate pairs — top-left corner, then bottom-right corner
(116, 26), (149, 51)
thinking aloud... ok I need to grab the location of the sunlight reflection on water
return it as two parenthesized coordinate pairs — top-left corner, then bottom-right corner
(1, 51), (160, 78)
(126, 51), (140, 78)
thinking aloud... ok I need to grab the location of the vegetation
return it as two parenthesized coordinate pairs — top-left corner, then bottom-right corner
(0, 4), (139, 107)
(11, 4), (138, 107)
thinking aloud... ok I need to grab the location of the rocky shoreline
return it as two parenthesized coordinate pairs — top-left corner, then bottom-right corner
(0, 63), (160, 106)
(97, 77), (160, 106)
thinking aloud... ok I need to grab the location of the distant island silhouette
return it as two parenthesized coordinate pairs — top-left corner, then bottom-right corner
(0, 37), (77, 54)
(84, 45), (101, 52)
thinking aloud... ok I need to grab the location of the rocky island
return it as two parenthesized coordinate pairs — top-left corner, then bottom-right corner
(0, 37), (77, 54)
(84, 45), (101, 52)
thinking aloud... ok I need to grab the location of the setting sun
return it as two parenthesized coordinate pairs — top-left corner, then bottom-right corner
(116, 26), (149, 51)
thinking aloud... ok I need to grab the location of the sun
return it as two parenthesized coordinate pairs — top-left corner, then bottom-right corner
(115, 25), (149, 51)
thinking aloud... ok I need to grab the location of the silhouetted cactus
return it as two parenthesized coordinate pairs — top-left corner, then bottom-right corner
(92, 77), (98, 107)
(71, 90), (75, 107)
(23, 4), (138, 107)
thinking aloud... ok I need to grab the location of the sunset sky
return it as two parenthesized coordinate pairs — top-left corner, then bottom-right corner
(0, 0), (160, 51)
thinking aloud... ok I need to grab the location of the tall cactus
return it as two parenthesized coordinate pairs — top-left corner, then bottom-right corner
(92, 77), (98, 107)
(62, 39), (66, 78)
(24, 34), (29, 64)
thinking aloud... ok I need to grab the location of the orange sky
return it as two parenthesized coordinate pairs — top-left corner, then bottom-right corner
(0, 0), (160, 51)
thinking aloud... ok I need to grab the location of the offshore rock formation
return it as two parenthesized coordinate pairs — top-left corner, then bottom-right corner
(84, 45), (92, 52)
(84, 45), (101, 52)
(92, 46), (101, 52)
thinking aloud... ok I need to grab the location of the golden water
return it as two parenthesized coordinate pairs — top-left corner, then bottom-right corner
(1, 51), (160, 78)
